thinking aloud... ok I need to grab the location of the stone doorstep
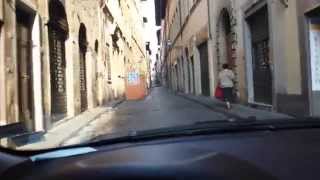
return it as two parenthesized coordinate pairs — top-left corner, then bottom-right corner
(7, 131), (45, 147)
(0, 123), (27, 139)
(0, 123), (44, 148)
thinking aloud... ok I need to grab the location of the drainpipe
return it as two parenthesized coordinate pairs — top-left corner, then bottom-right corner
(206, 0), (215, 96)
(207, 0), (212, 39)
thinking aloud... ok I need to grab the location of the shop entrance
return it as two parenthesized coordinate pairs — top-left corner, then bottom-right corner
(198, 42), (210, 96)
(307, 8), (320, 117)
(246, 5), (272, 105)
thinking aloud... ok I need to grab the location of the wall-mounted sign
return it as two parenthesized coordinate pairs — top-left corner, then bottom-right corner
(128, 71), (140, 85)
(309, 24), (320, 91)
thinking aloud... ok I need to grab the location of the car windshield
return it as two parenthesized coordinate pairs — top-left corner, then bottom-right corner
(0, 0), (319, 151)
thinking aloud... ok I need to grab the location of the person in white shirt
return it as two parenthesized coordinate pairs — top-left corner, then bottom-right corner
(218, 64), (235, 109)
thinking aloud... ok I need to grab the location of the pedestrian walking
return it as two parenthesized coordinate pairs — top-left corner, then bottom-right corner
(218, 64), (235, 110)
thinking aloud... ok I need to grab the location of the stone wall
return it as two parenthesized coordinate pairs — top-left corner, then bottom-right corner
(0, 0), (148, 131)
(162, 0), (307, 115)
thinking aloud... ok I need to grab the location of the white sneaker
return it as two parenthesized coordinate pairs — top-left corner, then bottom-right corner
(226, 102), (231, 110)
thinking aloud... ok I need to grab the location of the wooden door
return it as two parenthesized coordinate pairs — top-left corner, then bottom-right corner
(248, 6), (272, 105)
(198, 42), (210, 96)
(16, 9), (34, 130)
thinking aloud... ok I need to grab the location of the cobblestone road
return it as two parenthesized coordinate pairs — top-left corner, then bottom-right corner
(63, 87), (230, 145)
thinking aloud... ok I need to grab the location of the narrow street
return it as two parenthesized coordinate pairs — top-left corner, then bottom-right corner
(63, 87), (229, 145)
(18, 86), (289, 150)
(1, 0), (320, 179)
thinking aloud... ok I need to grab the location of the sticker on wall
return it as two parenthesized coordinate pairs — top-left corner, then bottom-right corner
(309, 24), (320, 91)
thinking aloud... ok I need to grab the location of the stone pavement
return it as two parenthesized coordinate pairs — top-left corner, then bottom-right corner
(63, 87), (293, 146)
(19, 99), (124, 150)
(179, 93), (292, 120)
(62, 87), (230, 146)
(19, 87), (293, 150)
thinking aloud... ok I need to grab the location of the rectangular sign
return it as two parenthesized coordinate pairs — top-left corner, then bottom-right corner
(127, 71), (140, 85)
(309, 24), (320, 91)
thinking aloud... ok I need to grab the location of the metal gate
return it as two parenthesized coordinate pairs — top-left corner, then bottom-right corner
(252, 39), (272, 104)
(181, 57), (185, 92)
(198, 42), (210, 96)
(49, 28), (67, 115)
(48, 0), (69, 118)
(79, 24), (88, 112)
(191, 56), (195, 94)
(79, 51), (87, 112)
(248, 6), (272, 105)
(175, 64), (179, 91)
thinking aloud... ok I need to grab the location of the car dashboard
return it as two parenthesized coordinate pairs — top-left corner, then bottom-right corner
(1, 129), (320, 180)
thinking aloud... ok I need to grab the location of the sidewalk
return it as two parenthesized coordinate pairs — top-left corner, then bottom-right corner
(19, 99), (124, 150)
(178, 93), (293, 120)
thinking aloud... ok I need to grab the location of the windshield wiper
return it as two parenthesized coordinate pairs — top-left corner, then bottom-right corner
(86, 117), (320, 146)
(194, 117), (257, 125)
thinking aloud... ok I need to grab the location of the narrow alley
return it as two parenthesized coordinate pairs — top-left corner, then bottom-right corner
(2, 1), (320, 179)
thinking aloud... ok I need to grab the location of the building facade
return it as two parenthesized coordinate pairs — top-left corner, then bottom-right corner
(296, 0), (320, 117)
(0, 0), (148, 134)
(156, 0), (319, 117)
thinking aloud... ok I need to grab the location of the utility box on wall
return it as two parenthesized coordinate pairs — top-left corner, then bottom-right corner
(125, 71), (147, 100)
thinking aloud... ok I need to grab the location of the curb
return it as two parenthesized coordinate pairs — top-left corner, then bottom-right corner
(58, 109), (110, 146)
(177, 93), (243, 120)
(177, 93), (293, 120)
(111, 98), (125, 108)
(58, 99), (125, 146)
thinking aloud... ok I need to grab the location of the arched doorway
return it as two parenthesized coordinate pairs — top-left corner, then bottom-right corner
(216, 9), (234, 70)
(48, 0), (69, 119)
(79, 23), (88, 112)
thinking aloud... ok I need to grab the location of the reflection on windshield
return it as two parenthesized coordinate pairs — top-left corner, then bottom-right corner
(0, 0), (319, 150)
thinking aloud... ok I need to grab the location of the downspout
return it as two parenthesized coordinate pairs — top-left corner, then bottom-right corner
(207, 0), (214, 95)
(207, 0), (212, 39)
(178, 0), (184, 91)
